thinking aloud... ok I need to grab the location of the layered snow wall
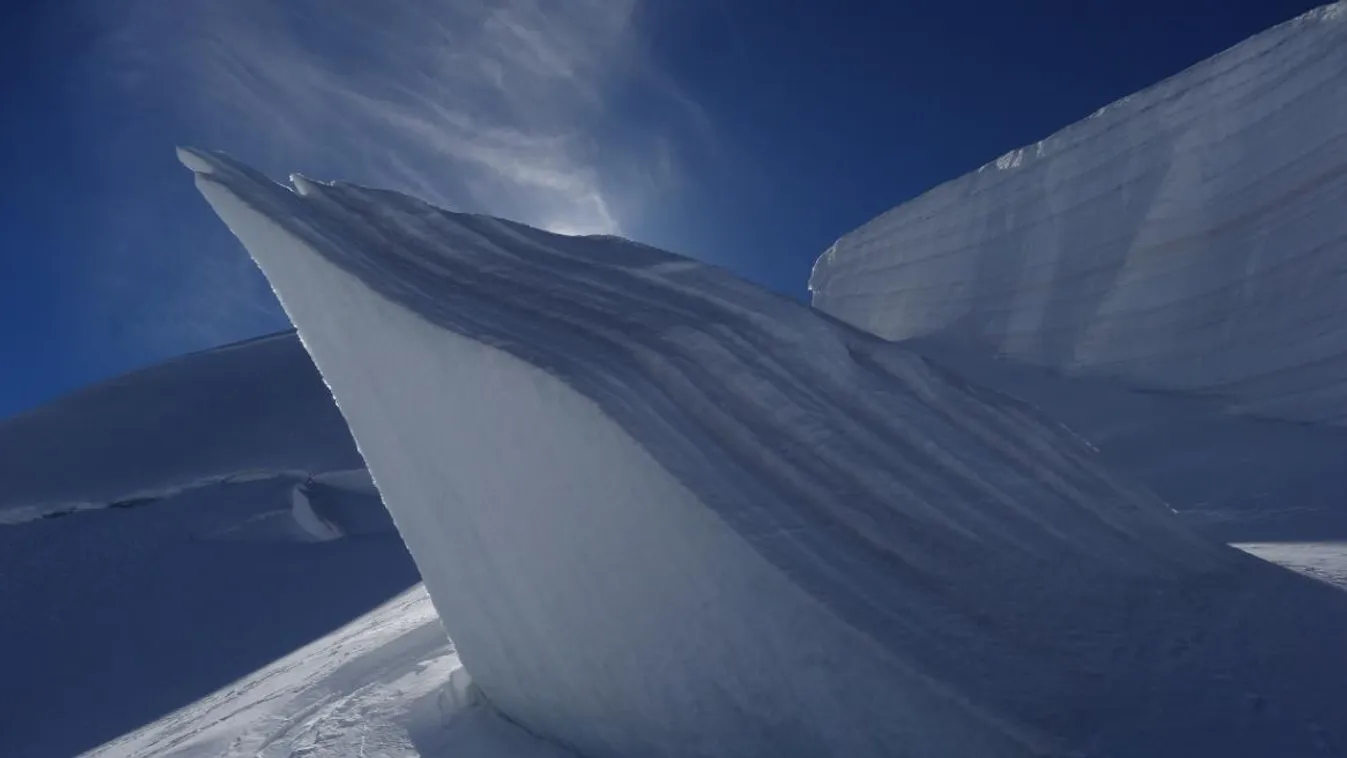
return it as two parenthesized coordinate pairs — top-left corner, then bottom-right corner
(184, 150), (1315, 757)
(810, 3), (1347, 425)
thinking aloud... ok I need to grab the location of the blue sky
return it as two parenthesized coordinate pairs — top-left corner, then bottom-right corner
(1, 0), (1326, 418)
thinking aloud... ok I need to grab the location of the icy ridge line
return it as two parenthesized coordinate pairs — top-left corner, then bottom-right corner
(810, 1), (1347, 425)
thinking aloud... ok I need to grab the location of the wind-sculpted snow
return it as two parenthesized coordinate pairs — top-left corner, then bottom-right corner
(183, 149), (1347, 757)
(811, 3), (1347, 425)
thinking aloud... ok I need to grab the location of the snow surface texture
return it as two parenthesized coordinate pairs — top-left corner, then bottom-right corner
(88, 557), (1347, 758)
(184, 148), (1347, 757)
(0, 334), (417, 758)
(810, 2), (1347, 425)
(85, 586), (571, 758)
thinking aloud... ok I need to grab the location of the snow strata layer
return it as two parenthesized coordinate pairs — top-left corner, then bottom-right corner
(810, 3), (1347, 425)
(183, 149), (1347, 757)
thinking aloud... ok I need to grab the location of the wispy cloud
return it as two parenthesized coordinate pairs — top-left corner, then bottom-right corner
(63, 0), (709, 364)
(100, 0), (703, 235)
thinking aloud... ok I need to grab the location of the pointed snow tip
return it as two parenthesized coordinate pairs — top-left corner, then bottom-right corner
(176, 146), (219, 175)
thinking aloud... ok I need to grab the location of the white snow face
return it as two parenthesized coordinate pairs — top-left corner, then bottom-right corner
(810, 3), (1347, 425)
(182, 150), (1347, 758)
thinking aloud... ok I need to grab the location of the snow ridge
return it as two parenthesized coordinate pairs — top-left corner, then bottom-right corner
(810, 3), (1347, 425)
(183, 149), (1347, 757)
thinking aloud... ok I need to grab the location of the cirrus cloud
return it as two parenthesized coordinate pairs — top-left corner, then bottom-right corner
(62, 0), (711, 366)
(93, 0), (709, 235)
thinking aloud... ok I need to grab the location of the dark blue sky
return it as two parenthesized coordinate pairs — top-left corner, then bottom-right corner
(1, 0), (1327, 418)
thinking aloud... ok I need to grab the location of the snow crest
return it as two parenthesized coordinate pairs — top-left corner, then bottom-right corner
(810, 3), (1347, 425)
(183, 150), (1347, 757)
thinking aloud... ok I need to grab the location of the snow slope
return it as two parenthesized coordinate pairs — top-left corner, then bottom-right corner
(0, 331), (362, 520)
(184, 148), (1347, 757)
(85, 586), (571, 758)
(0, 334), (418, 758)
(810, 2), (1347, 425)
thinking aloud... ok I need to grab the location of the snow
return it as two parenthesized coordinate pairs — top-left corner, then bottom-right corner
(0, 331), (362, 518)
(0, 470), (420, 758)
(289, 481), (343, 541)
(181, 147), (1347, 757)
(0, 322), (425, 757)
(809, 2), (1347, 426)
(0, 336), (418, 758)
(84, 586), (572, 758)
(1236, 542), (1347, 590)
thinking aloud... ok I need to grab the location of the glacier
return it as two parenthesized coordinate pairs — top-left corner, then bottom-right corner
(182, 148), (1347, 757)
(810, 2), (1347, 425)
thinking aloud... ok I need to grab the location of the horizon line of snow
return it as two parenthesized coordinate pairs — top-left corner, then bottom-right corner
(0, 467), (370, 526)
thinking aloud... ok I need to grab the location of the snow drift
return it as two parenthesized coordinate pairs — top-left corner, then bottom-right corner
(810, 2), (1347, 425)
(183, 149), (1347, 757)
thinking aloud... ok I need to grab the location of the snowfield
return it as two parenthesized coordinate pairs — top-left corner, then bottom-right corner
(173, 146), (1347, 758)
(84, 586), (571, 758)
(810, 2), (1347, 426)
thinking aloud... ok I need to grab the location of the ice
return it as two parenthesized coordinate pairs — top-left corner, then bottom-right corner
(183, 148), (1347, 756)
(810, 2), (1347, 425)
